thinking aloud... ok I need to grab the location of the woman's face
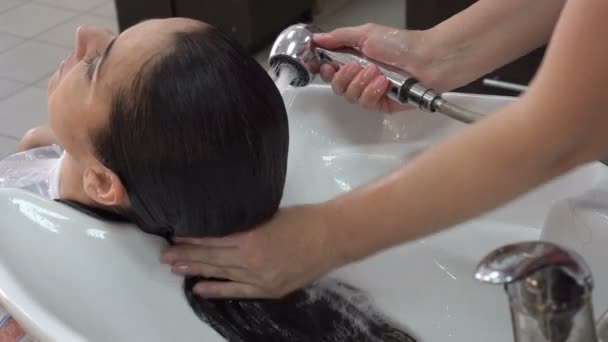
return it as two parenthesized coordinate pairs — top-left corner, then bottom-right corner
(47, 18), (201, 162)
(47, 18), (204, 207)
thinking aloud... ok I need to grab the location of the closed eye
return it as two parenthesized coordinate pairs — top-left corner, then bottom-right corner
(82, 51), (102, 80)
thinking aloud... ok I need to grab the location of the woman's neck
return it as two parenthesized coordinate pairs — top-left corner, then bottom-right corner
(58, 152), (96, 206)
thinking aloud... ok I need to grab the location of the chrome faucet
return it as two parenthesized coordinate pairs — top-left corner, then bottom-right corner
(475, 241), (608, 342)
(598, 310), (608, 342)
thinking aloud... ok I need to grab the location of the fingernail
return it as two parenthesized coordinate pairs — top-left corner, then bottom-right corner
(345, 63), (361, 77)
(338, 63), (353, 75)
(172, 264), (190, 274)
(371, 75), (387, 89)
(314, 33), (330, 40)
(334, 85), (344, 96)
(160, 253), (174, 264)
(194, 284), (212, 297)
(361, 65), (377, 81)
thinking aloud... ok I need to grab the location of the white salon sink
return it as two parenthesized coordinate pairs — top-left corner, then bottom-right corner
(1, 84), (606, 341)
(541, 182), (608, 320)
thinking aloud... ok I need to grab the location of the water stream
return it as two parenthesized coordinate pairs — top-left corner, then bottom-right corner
(271, 65), (300, 112)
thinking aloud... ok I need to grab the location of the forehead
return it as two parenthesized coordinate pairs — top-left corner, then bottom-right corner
(99, 18), (204, 88)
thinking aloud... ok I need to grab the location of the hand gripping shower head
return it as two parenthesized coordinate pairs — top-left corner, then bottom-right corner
(268, 24), (483, 124)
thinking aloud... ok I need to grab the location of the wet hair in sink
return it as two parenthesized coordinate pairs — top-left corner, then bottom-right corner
(88, 24), (416, 342)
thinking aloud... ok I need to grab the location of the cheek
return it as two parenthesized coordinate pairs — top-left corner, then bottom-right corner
(47, 86), (70, 145)
(47, 65), (112, 157)
(47, 75), (86, 153)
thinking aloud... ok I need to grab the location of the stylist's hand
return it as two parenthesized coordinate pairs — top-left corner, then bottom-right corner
(314, 23), (435, 113)
(161, 204), (343, 299)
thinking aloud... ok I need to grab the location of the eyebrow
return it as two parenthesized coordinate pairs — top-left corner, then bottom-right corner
(96, 37), (117, 78)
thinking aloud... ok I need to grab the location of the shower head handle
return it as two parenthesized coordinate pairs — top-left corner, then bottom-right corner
(268, 23), (419, 104)
(315, 46), (418, 104)
(268, 23), (484, 123)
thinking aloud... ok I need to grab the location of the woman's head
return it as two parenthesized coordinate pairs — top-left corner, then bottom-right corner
(48, 18), (289, 237)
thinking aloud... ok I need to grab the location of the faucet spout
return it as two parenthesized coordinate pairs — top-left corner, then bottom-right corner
(476, 241), (597, 342)
(598, 309), (608, 342)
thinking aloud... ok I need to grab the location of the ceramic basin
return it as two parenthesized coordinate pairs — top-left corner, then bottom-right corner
(540, 179), (608, 321)
(0, 84), (606, 341)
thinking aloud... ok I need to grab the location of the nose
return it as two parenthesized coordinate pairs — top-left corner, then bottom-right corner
(75, 25), (114, 61)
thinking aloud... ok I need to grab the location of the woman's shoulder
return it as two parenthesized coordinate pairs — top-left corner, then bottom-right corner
(0, 144), (64, 198)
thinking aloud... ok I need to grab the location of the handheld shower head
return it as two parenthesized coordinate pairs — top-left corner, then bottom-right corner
(269, 23), (483, 123)
(269, 24), (321, 87)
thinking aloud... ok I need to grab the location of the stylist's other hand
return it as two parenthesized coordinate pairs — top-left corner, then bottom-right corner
(314, 24), (433, 113)
(161, 204), (342, 299)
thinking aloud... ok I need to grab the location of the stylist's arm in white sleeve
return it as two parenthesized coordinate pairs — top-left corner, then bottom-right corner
(162, 0), (608, 299)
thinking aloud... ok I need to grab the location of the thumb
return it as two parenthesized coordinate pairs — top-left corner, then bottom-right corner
(313, 24), (371, 49)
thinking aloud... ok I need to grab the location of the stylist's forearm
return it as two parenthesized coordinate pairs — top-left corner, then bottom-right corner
(325, 101), (591, 263)
(423, 0), (565, 90)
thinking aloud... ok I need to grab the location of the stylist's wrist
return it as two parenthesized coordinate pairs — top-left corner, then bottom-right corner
(309, 200), (351, 273)
(418, 26), (485, 92)
(318, 197), (375, 268)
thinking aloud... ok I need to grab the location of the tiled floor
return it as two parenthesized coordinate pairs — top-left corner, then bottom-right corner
(0, 0), (404, 157)
(0, 0), (117, 149)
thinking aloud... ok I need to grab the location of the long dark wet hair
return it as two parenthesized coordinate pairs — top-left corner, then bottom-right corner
(87, 22), (415, 342)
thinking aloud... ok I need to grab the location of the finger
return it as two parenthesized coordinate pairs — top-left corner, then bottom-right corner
(161, 244), (239, 267)
(332, 62), (363, 96)
(172, 262), (245, 280)
(385, 101), (414, 115)
(313, 25), (370, 49)
(359, 74), (389, 110)
(381, 99), (398, 114)
(193, 281), (273, 299)
(344, 64), (381, 104)
(173, 235), (241, 247)
(319, 64), (337, 82)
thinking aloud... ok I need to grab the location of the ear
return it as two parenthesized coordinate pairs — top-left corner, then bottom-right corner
(82, 165), (128, 207)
